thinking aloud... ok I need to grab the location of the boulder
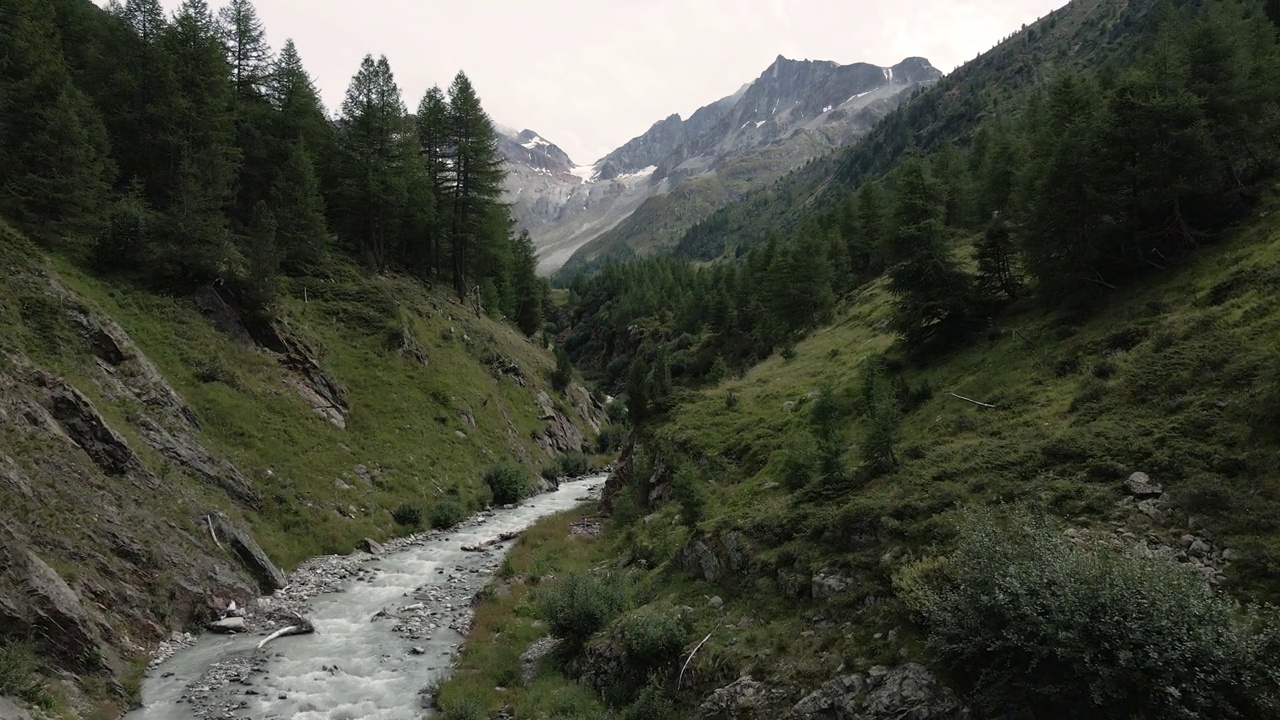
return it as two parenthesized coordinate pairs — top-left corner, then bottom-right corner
(699, 676), (793, 720)
(683, 539), (723, 583)
(708, 596), (725, 611)
(721, 531), (753, 574)
(360, 538), (385, 555)
(1124, 472), (1164, 499)
(0, 697), (34, 720)
(786, 664), (966, 720)
(209, 515), (287, 592)
(207, 616), (246, 633)
(812, 572), (852, 601)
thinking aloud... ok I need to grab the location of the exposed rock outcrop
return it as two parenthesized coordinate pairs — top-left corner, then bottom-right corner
(209, 515), (287, 593)
(0, 523), (119, 673)
(785, 664), (967, 720)
(32, 372), (144, 477)
(699, 676), (796, 720)
(139, 417), (259, 507)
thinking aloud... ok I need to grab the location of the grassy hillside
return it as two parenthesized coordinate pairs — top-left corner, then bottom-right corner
(0, 222), (599, 716)
(438, 186), (1280, 719)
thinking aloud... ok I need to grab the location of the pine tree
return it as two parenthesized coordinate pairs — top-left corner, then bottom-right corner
(0, 0), (112, 239)
(218, 0), (271, 100)
(266, 40), (330, 270)
(445, 72), (506, 299)
(885, 153), (974, 349)
(152, 0), (241, 283)
(853, 180), (889, 275)
(417, 85), (451, 275)
(333, 55), (429, 271)
(120, 0), (165, 42)
(975, 218), (1021, 303)
(510, 230), (545, 336)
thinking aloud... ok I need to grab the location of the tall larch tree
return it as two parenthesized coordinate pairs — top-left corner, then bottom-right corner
(334, 55), (428, 271)
(155, 0), (241, 282)
(417, 85), (451, 276)
(445, 71), (505, 299)
(268, 39), (330, 270)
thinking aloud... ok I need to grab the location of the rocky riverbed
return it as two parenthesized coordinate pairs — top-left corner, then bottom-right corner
(127, 477), (603, 720)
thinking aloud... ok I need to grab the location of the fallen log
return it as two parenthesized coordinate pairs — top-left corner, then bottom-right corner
(255, 612), (315, 651)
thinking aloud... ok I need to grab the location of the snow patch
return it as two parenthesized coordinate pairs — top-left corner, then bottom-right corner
(617, 165), (657, 180)
(570, 164), (598, 182)
(822, 105), (833, 113)
(521, 135), (551, 150)
(754, 121), (766, 128)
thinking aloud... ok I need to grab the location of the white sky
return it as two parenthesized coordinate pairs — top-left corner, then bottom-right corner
(104, 0), (1066, 164)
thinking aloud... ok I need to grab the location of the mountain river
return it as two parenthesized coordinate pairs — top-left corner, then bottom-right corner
(125, 476), (604, 720)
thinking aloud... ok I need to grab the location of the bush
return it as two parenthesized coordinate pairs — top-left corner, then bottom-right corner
(897, 508), (1280, 719)
(598, 423), (629, 454)
(559, 451), (590, 477)
(538, 571), (628, 650)
(552, 346), (574, 391)
(429, 499), (467, 530)
(619, 608), (688, 671)
(484, 462), (531, 506)
(0, 641), (50, 708)
(671, 466), (707, 528)
(391, 502), (423, 527)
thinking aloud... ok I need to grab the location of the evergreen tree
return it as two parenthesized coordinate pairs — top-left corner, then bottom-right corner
(120, 0), (165, 42)
(853, 180), (890, 274)
(333, 55), (429, 271)
(975, 218), (1021, 303)
(417, 85), (451, 275)
(0, 0), (112, 239)
(218, 0), (271, 100)
(510, 230), (545, 336)
(151, 0), (241, 283)
(445, 72), (506, 298)
(885, 153), (973, 349)
(267, 39), (330, 270)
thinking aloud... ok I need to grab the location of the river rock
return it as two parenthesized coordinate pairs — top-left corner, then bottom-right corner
(208, 616), (246, 633)
(1125, 472), (1163, 498)
(361, 538), (385, 555)
(786, 663), (966, 720)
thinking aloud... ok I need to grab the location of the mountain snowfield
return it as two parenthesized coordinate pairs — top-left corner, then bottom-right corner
(499, 55), (942, 275)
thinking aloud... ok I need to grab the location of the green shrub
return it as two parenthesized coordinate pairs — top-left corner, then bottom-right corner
(0, 641), (51, 708)
(538, 571), (627, 650)
(778, 436), (819, 491)
(898, 508), (1280, 719)
(619, 608), (688, 671)
(598, 423), (629, 453)
(391, 502), (423, 528)
(624, 680), (676, 720)
(559, 451), (590, 477)
(429, 499), (467, 530)
(671, 466), (707, 528)
(484, 462), (531, 505)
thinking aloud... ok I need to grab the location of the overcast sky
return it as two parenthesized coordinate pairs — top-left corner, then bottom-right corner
(111, 0), (1066, 164)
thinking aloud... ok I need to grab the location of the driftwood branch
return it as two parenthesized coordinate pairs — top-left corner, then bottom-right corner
(679, 624), (718, 689)
(256, 612), (315, 651)
(947, 392), (997, 409)
(207, 515), (224, 551)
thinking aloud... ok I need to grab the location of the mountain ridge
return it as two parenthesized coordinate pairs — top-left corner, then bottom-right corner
(497, 55), (941, 275)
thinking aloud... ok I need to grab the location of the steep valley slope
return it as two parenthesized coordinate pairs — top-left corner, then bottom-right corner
(0, 223), (603, 718)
